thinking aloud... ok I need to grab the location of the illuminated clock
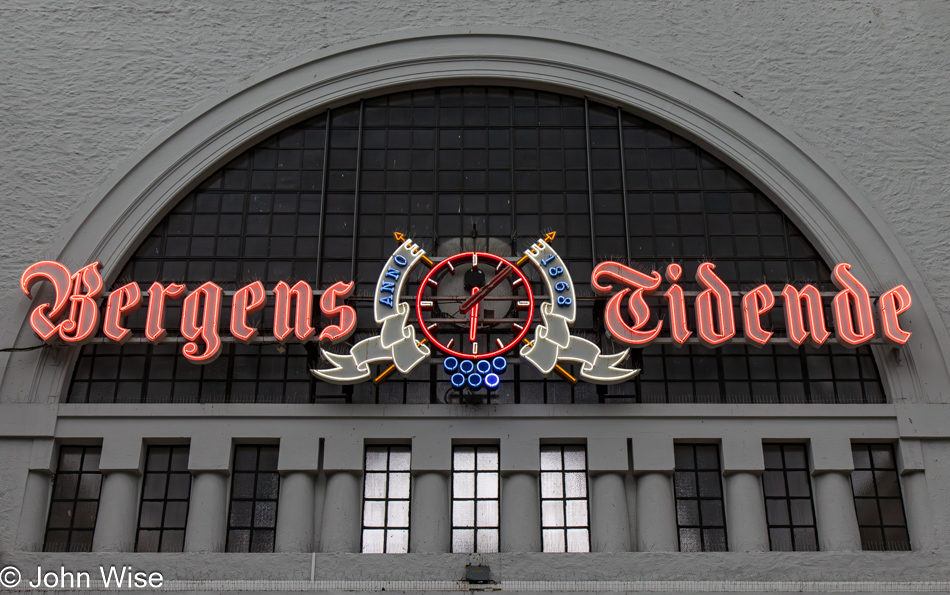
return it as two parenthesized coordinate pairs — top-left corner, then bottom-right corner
(416, 252), (535, 360)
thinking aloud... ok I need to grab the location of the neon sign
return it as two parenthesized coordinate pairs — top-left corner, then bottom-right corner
(19, 234), (913, 386)
(591, 260), (912, 349)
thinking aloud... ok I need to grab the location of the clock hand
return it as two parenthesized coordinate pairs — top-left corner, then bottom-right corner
(459, 263), (514, 314)
(468, 287), (479, 345)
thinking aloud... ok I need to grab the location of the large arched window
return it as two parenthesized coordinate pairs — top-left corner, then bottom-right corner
(66, 86), (885, 405)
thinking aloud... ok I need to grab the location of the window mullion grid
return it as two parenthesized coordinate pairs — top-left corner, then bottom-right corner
(583, 97), (597, 269)
(66, 449), (82, 550)
(156, 448), (172, 551)
(251, 447), (261, 549)
(70, 449), (86, 549)
(660, 345), (671, 403)
(382, 452), (391, 552)
(560, 448), (569, 548)
(473, 460), (482, 541)
(315, 108), (332, 287)
(780, 446), (795, 550)
(687, 344), (699, 403)
(349, 99), (365, 284)
(616, 107), (632, 264)
(871, 448), (886, 549)
(508, 90), (516, 250)
(691, 447), (706, 551)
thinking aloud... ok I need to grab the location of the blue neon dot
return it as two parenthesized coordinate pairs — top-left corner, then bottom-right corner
(459, 359), (475, 374)
(492, 356), (508, 373)
(476, 360), (491, 374)
(484, 373), (501, 389)
(450, 373), (466, 389)
(443, 357), (459, 372)
(467, 373), (483, 389)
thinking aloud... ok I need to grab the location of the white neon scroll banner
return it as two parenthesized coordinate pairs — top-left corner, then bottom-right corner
(519, 239), (638, 384)
(313, 239), (431, 384)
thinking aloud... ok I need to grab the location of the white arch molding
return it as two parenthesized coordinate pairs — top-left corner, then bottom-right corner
(4, 28), (948, 403)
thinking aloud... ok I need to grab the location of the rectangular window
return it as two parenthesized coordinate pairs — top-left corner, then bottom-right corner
(540, 445), (590, 552)
(674, 444), (727, 552)
(136, 446), (191, 552)
(762, 444), (818, 551)
(226, 445), (280, 552)
(361, 446), (411, 553)
(851, 443), (910, 551)
(452, 445), (499, 553)
(44, 446), (102, 552)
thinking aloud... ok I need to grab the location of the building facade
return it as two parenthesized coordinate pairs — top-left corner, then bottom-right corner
(2, 4), (950, 593)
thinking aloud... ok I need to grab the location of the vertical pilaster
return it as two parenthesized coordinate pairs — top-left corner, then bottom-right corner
(624, 470), (638, 548)
(184, 433), (231, 553)
(319, 435), (363, 553)
(16, 439), (55, 551)
(500, 436), (540, 552)
(320, 471), (362, 552)
(313, 472), (327, 551)
(897, 438), (931, 550)
(811, 438), (861, 551)
(184, 472), (229, 552)
(500, 472), (541, 552)
(590, 473), (630, 551)
(410, 472), (450, 552)
(589, 438), (631, 552)
(92, 436), (143, 552)
(410, 434), (450, 553)
(722, 438), (769, 552)
(631, 433), (677, 551)
(275, 473), (316, 552)
(275, 436), (321, 552)
(920, 440), (950, 549)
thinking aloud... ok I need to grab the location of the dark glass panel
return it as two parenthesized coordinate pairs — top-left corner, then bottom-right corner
(65, 87), (885, 405)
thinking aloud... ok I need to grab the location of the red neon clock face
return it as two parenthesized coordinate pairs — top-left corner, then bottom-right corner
(416, 252), (534, 360)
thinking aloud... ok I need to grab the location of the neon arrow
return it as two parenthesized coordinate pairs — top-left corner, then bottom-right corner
(468, 287), (480, 344)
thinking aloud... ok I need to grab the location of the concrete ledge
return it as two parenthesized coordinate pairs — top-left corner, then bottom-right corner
(3, 551), (950, 583)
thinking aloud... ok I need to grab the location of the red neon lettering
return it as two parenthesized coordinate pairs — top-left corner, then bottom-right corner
(664, 263), (691, 345)
(61, 262), (105, 344)
(230, 281), (266, 344)
(20, 261), (76, 341)
(604, 288), (664, 345)
(832, 263), (875, 347)
(181, 282), (223, 364)
(591, 261), (662, 295)
(103, 282), (143, 344)
(878, 285), (912, 347)
(318, 281), (357, 344)
(695, 262), (735, 348)
(741, 284), (775, 347)
(145, 282), (186, 343)
(592, 261), (663, 345)
(782, 284), (829, 348)
(20, 261), (104, 344)
(274, 281), (315, 342)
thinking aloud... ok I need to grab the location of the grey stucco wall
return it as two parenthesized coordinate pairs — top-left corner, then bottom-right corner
(0, 440), (33, 553)
(1, 0), (949, 338)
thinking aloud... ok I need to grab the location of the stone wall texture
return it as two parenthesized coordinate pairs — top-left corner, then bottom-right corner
(1, 0), (948, 328)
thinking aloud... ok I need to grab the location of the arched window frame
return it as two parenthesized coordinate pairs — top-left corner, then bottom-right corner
(6, 30), (946, 404)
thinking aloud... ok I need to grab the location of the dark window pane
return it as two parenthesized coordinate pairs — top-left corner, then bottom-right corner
(675, 444), (726, 551)
(63, 87), (884, 406)
(851, 444), (910, 551)
(45, 446), (102, 553)
(763, 444), (818, 551)
(227, 445), (280, 553)
(136, 446), (191, 552)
